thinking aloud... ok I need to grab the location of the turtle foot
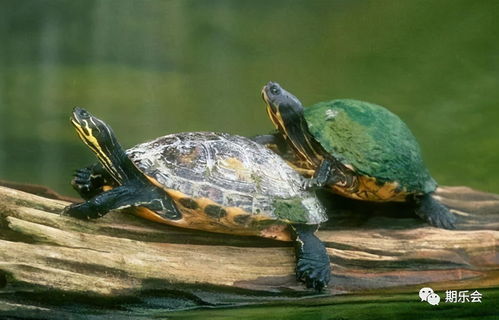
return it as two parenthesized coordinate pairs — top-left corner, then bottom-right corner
(71, 165), (110, 200)
(293, 224), (331, 291)
(62, 202), (96, 220)
(72, 167), (94, 194)
(425, 208), (457, 230)
(301, 177), (324, 190)
(296, 254), (331, 291)
(415, 193), (457, 230)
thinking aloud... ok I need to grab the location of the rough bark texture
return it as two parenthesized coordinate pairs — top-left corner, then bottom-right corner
(0, 183), (497, 317)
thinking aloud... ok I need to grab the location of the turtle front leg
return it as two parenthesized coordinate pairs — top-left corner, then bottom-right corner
(302, 159), (334, 189)
(302, 158), (352, 190)
(63, 184), (181, 220)
(72, 163), (117, 200)
(292, 224), (331, 291)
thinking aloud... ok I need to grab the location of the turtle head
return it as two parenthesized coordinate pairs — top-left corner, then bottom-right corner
(262, 82), (324, 166)
(261, 82), (304, 131)
(71, 107), (119, 152)
(70, 107), (124, 182)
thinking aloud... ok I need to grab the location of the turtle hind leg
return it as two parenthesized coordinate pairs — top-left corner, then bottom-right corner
(413, 193), (456, 229)
(292, 224), (331, 291)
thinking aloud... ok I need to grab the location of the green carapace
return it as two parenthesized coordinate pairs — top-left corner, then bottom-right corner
(259, 82), (456, 229)
(305, 99), (436, 194)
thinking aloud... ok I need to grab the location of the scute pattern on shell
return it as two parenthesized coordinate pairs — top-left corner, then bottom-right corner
(126, 132), (327, 224)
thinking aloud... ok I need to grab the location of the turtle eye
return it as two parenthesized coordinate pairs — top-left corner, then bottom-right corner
(80, 109), (90, 119)
(270, 85), (281, 95)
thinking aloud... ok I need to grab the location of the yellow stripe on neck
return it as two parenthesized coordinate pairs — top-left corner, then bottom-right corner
(73, 121), (123, 183)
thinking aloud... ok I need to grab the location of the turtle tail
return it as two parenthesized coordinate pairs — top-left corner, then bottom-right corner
(414, 193), (456, 229)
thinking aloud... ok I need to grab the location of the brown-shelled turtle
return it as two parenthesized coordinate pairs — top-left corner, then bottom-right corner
(64, 107), (330, 290)
(256, 82), (456, 229)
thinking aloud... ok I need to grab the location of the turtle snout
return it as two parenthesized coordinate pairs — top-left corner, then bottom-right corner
(262, 82), (284, 110)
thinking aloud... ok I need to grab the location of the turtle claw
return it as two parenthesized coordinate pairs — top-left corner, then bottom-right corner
(301, 178), (321, 190)
(415, 194), (457, 230)
(293, 224), (330, 291)
(71, 167), (109, 200)
(72, 167), (94, 193)
(296, 255), (331, 291)
(301, 159), (334, 191)
(62, 201), (105, 220)
(429, 209), (456, 230)
(301, 179), (312, 190)
(62, 203), (91, 220)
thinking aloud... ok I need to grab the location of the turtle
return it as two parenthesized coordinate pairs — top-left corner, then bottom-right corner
(63, 107), (331, 290)
(255, 82), (456, 229)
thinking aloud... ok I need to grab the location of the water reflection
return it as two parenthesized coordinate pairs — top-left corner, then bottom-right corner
(1, 0), (498, 195)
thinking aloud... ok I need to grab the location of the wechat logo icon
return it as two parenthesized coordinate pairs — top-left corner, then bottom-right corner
(419, 287), (434, 302)
(419, 287), (440, 305)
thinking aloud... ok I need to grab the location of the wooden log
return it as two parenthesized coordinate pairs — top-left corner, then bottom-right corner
(0, 184), (498, 315)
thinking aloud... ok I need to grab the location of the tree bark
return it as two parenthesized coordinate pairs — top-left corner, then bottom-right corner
(0, 184), (497, 316)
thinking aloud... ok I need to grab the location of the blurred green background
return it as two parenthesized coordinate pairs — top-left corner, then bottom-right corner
(1, 0), (498, 196)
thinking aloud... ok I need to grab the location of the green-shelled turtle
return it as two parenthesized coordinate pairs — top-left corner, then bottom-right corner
(64, 107), (330, 290)
(256, 82), (455, 229)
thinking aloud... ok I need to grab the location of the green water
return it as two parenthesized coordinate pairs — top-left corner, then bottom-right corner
(164, 289), (499, 320)
(1, 0), (499, 196)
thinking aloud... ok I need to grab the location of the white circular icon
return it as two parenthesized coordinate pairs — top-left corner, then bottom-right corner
(419, 287), (434, 301)
(427, 293), (441, 305)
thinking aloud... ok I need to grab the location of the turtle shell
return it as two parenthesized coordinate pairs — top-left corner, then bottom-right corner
(126, 132), (327, 229)
(304, 99), (436, 194)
